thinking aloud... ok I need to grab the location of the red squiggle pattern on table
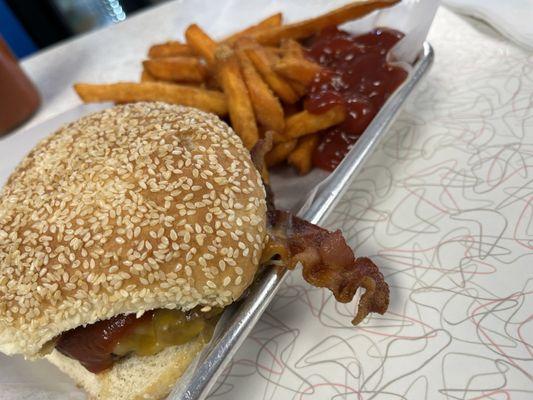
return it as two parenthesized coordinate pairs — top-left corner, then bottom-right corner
(207, 8), (533, 400)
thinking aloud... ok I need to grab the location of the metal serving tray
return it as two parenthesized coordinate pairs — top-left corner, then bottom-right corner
(170, 41), (434, 400)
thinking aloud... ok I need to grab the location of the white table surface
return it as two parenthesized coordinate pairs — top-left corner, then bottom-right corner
(8, 1), (533, 399)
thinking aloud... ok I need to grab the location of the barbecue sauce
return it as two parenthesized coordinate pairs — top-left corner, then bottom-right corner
(305, 27), (407, 171)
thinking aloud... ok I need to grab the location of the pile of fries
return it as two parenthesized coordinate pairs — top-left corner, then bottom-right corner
(75, 0), (398, 176)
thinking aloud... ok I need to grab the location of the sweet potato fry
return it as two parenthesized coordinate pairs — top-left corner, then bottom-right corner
(74, 82), (227, 115)
(288, 134), (320, 174)
(287, 79), (308, 97)
(217, 48), (259, 149)
(274, 57), (321, 86)
(270, 131), (289, 143)
(148, 41), (192, 58)
(271, 39), (320, 92)
(251, 0), (400, 45)
(143, 57), (207, 83)
(235, 48), (284, 133)
(262, 45), (282, 65)
(140, 69), (156, 82)
(280, 39), (305, 57)
(224, 13), (283, 43)
(281, 105), (346, 140)
(264, 46), (283, 57)
(265, 139), (298, 167)
(185, 24), (217, 66)
(245, 45), (299, 104)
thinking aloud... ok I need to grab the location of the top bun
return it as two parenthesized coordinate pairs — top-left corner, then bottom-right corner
(0, 102), (266, 356)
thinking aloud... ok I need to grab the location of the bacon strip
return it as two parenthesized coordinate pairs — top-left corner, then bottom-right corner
(250, 132), (273, 184)
(250, 137), (389, 324)
(266, 209), (389, 324)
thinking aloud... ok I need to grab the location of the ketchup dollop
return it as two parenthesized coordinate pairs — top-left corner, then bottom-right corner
(305, 27), (407, 171)
(56, 312), (153, 373)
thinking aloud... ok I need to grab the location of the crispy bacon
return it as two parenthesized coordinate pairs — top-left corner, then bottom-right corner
(250, 132), (273, 184)
(266, 209), (389, 325)
(250, 137), (389, 324)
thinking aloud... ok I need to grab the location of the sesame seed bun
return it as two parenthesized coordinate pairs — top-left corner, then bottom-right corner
(0, 102), (266, 357)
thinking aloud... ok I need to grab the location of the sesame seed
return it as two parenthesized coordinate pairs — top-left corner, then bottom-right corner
(179, 230), (191, 244)
(196, 234), (205, 246)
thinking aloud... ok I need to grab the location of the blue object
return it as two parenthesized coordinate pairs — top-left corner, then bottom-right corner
(0, 0), (37, 58)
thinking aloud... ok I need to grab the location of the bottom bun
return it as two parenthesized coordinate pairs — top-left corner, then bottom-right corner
(46, 335), (207, 400)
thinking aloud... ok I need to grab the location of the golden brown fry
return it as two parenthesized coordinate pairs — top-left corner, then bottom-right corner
(281, 105), (346, 141)
(262, 45), (282, 66)
(185, 24), (217, 66)
(252, 0), (400, 45)
(74, 82), (227, 115)
(288, 79), (308, 97)
(255, 44), (310, 101)
(280, 39), (305, 58)
(148, 41), (192, 58)
(140, 69), (157, 82)
(264, 46), (284, 57)
(245, 45), (299, 104)
(288, 134), (320, 174)
(274, 57), (321, 86)
(235, 47), (284, 133)
(271, 131), (289, 143)
(217, 48), (259, 149)
(224, 13), (283, 43)
(143, 57), (208, 83)
(265, 139), (298, 167)
(275, 39), (320, 90)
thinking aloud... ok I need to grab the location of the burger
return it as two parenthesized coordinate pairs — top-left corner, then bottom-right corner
(0, 102), (388, 399)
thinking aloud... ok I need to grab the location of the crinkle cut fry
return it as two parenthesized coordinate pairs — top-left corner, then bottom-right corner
(267, 210), (389, 325)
